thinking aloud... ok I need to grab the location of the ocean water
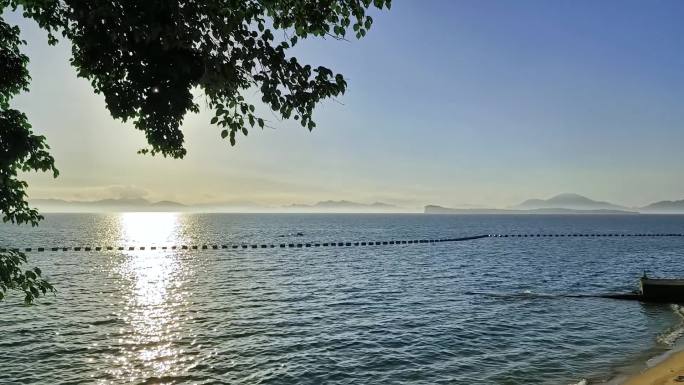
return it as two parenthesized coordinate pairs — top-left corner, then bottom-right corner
(1, 213), (684, 384)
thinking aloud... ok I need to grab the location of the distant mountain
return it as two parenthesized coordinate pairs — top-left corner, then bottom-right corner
(315, 200), (395, 208)
(286, 200), (399, 212)
(34, 194), (684, 214)
(151, 200), (186, 207)
(425, 205), (637, 215)
(87, 198), (150, 207)
(192, 200), (268, 212)
(640, 199), (684, 213)
(32, 198), (186, 212)
(425, 205), (518, 214)
(515, 193), (626, 211)
(427, 193), (636, 214)
(30, 198), (404, 213)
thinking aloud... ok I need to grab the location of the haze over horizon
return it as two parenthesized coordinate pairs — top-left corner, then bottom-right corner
(28, 192), (684, 214)
(8, 0), (684, 209)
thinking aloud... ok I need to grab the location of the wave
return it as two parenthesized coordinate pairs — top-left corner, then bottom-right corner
(464, 290), (642, 301)
(465, 290), (561, 299)
(656, 305), (684, 346)
(601, 305), (684, 385)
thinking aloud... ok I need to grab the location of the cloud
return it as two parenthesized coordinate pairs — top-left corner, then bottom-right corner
(28, 184), (151, 202)
(106, 185), (149, 200)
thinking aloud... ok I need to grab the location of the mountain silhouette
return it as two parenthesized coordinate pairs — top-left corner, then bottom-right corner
(516, 193), (626, 211)
(285, 200), (398, 212)
(425, 205), (636, 215)
(32, 198), (185, 212)
(640, 199), (684, 213)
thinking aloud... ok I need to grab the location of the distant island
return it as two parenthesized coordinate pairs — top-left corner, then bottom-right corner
(640, 199), (684, 213)
(425, 205), (638, 215)
(285, 200), (398, 212)
(425, 193), (684, 214)
(30, 193), (684, 214)
(514, 193), (627, 211)
(31, 198), (188, 212)
(30, 198), (404, 213)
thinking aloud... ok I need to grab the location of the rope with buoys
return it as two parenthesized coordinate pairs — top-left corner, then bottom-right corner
(3, 233), (683, 253)
(1, 235), (489, 252)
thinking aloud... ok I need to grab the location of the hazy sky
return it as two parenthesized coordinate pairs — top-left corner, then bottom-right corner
(7, 0), (684, 209)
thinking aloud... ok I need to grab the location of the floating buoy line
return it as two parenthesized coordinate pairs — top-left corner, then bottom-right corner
(2, 233), (683, 253)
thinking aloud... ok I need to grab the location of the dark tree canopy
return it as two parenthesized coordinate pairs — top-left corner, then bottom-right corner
(0, 0), (391, 303)
(8, 0), (391, 157)
(0, 249), (55, 303)
(1, 15), (58, 226)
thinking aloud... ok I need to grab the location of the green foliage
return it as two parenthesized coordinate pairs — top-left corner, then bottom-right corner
(5, 0), (391, 156)
(0, 249), (55, 304)
(0, 15), (56, 303)
(0, 0), (391, 303)
(0, 15), (58, 226)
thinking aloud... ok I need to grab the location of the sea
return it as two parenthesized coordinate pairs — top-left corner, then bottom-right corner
(1, 213), (684, 384)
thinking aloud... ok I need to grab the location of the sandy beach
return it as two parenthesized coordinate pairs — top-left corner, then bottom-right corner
(622, 351), (684, 385)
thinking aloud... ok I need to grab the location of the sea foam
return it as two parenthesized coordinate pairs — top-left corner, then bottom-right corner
(656, 305), (684, 346)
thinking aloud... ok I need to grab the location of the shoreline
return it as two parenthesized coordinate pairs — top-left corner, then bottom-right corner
(620, 350), (684, 385)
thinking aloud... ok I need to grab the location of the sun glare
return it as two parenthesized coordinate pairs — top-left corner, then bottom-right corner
(119, 212), (182, 246)
(110, 212), (192, 381)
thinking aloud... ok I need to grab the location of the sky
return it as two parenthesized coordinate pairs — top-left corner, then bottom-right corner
(7, 0), (684, 209)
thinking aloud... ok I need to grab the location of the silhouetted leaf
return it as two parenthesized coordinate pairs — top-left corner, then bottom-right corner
(0, 1), (391, 303)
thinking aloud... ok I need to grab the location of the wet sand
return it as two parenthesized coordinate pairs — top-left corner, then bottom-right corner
(622, 350), (684, 385)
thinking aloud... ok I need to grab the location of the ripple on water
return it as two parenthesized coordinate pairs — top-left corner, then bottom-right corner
(2, 214), (684, 384)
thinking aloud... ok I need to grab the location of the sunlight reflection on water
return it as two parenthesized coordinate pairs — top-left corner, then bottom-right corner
(4, 214), (684, 384)
(119, 212), (183, 246)
(103, 213), (196, 383)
